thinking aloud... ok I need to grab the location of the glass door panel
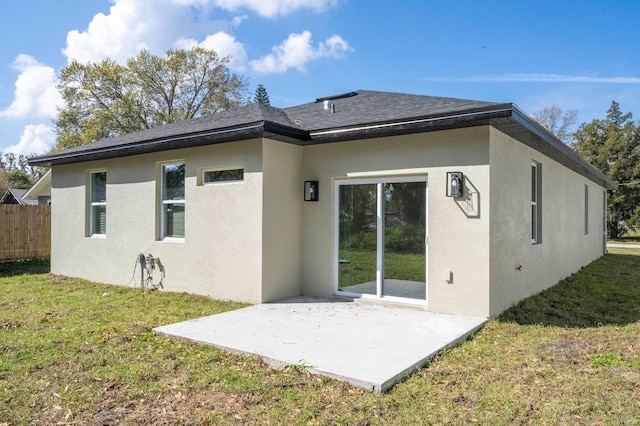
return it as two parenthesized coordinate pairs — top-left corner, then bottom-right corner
(336, 177), (427, 303)
(338, 184), (377, 295)
(382, 182), (426, 300)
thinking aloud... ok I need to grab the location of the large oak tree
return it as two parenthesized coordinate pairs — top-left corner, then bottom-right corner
(54, 47), (248, 151)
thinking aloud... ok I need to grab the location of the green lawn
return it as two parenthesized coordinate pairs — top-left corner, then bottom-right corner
(2, 250), (640, 424)
(339, 250), (426, 286)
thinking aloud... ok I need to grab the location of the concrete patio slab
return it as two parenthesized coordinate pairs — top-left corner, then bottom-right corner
(154, 297), (486, 392)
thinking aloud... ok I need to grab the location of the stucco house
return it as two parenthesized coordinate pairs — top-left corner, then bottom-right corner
(29, 90), (616, 318)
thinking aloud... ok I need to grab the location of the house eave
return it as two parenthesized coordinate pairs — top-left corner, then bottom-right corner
(29, 121), (310, 167)
(491, 106), (617, 190)
(27, 100), (617, 191)
(302, 105), (615, 190)
(306, 105), (514, 144)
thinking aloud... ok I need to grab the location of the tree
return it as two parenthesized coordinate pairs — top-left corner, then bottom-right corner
(253, 84), (271, 106)
(54, 47), (248, 151)
(572, 101), (640, 238)
(8, 170), (32, 189)
(0, 153), (41, 193)
(533, 104), (578, 144)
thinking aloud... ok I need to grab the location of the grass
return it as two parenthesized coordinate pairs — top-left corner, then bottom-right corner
(1, 250), (640, 424)
(609, 228), (640, 244)
(339, 250), (426, 285)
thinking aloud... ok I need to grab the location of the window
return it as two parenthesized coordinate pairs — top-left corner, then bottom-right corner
(531, 162), (542, 244)
(584, 184), (589, 235)
(161, 163), (185, 239)
(203, 168), (244, 184)
(90, 171), (106, 236)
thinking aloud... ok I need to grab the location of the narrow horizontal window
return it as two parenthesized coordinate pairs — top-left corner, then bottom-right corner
(203, 168), (244, 184)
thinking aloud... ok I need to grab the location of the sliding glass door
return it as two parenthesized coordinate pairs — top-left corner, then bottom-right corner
(335, 177), (427, 303)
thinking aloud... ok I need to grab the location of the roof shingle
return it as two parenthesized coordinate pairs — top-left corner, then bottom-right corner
(28, 90), (616, 190)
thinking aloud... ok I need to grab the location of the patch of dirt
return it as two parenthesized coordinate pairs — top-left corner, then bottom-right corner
(69, 374), (363, 425)
(453, 395), (474, 408)
(0, 320), (21, 329)
(39, 311), (60, 323)
(77, 387), (270, 425)
(47, 274), (74, 285)
(539, 340), (590, 364)
(611, 368), (640, 386)
(510, 403), (537, 426)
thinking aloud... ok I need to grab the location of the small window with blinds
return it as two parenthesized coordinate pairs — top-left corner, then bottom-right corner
(89, 171), (107, 236)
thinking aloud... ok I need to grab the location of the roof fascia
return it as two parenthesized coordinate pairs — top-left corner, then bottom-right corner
(307, 104), (514, 143)
(30, 121), (311, 167)
(23, 169), (52, 199)
(508, 106), (617, 190)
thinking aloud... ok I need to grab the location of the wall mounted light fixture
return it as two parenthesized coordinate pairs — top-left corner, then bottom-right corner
(446, 172), (464, 197)
(304, 180), (319, 201)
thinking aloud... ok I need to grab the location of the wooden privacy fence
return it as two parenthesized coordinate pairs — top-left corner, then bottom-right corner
(0, 205), (51, 261)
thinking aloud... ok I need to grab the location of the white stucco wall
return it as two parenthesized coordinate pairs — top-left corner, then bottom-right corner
(488, 127), (607, 316)
(51, 139), (265, 303)
(261, 139), (303, 302)
(49, 125), (609, 318)
(301, 127), (492, 317)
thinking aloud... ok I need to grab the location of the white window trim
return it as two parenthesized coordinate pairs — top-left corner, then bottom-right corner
(333, 175), (429, 306)
(160, 162), (185, 241)
(531, 161), (541, 244)
(584, 184), (589, 235)
(89, 170), (107, 237)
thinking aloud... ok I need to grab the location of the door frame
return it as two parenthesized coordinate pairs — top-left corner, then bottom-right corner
(333, 175), (428, 305)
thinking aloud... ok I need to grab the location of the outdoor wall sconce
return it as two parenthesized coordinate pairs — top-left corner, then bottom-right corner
(304, 180), (319, 201)
(446, 172), (464, 197)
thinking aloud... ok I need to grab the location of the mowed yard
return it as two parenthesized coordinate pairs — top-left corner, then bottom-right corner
(1, 249), (639, 425)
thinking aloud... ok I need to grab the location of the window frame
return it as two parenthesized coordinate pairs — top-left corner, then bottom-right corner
(200, 166), (245, 186)
(584, 184), (589, 235)
(89, 170), (107, 237)
(531, 161), (542, 244)
(160, 162), (186, 241)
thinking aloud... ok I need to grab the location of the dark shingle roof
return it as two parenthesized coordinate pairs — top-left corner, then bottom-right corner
(0, 188), (38, 205)
(284, 90), (503, 131)
(29, 90), (616, 190)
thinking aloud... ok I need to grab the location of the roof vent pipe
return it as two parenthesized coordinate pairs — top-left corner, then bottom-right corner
(323, 100), (335, 113)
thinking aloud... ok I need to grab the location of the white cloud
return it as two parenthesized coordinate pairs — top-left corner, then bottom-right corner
(63, 0), (194, 64)
(231, 15), (248, 27)
(3, 124), (56, 156)
(171, 0), (340, 18)
(250, 31), (350, 74)
(177, 32), (248, 71)
(63, 0), (341, 65)
(0, 55), (62, 120)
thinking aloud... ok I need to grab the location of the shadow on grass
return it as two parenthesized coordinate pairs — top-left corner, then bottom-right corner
(0, 259), (50, 277)
(498, 253), (640, 328)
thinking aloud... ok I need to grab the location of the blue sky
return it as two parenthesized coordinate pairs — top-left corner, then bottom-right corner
(1, 0), (639, 155)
